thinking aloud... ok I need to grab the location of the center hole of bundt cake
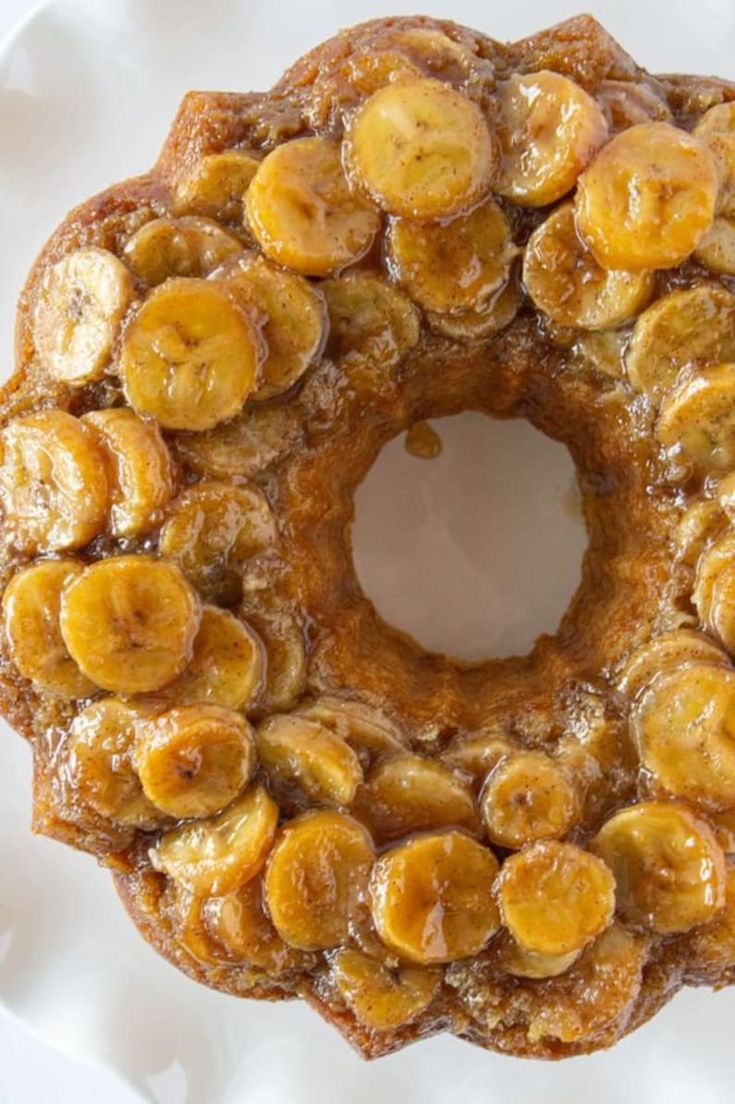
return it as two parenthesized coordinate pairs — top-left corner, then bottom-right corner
(353, 411), (587, 661)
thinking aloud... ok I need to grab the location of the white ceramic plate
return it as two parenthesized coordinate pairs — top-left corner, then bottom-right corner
(2, 2), (735, 1101)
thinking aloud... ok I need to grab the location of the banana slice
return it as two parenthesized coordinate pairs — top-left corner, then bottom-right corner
(342, 50), (421, 98)
(387, 199), (515, 315)
(220, 252), (326, 400)
(576, 122), (718, 271)
(711, 809), (735, 854)
(496, 71), (608, 207)
(596, 79), (672, 133)
(350, 754), (480, 844)
(173, 404), (302, 481)
(321, 272), (420, 371)
(120, 278), (261, 431)
(64, 697), (166, 828)
(439, 731), (515, 784)
(159, 480), (275, 606)
(202, 877), (307, 972)
(425, 277), (521, 342)
(488, 929), (580, 980)
(241, 607), (306, 712)
(344, 76), (496, 220)
(173, 149), (261, 223)
(369, 831), (500, 964)
(631, 663), (735, 810)
(163, 883), (230, 965)
(2, 559), (95, 698)
(693, 530), (735, 626)
(674, 498), (727, 568)
(257, 713), (363, 806)
(590, 800), (726, 933)
(0, 410), (109, 554)
(617, 629), (729, 699)
(480, 751), (578, 849)
(162, 606), (264, 710)
(693, 102), (735, 216)
(60, 555), (200, 694)
(81, 407), (174, 538)
(657, 362), (735, 474)
(707, 564), (735, 653)
(716, 470), (735, 521)
(264, 809), (374, 950)
(626, 285), (735, 404)
(693, 217), (735, 275)
(33, 247), (135, 385)
(522, 203), (654, 330)
(294, 696), (408, 761)
(123, 216), (242, 287)
(330, 948), (440, 1031)
(245, 136), (380, 277)
(497, 840), (615, 956)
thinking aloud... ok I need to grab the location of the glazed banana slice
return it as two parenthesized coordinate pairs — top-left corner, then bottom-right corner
(707, 565), (735, 654)
(33, 247), (135, 385)
(245, 136), (380, 277)
(294, 697), (408, 761)
(221, 252), (326, 400)
(522, 204), (654, 330)
(488, 929), (580, 980)
(81, 407), (174, 538)
(342, 50), (422, 98)
(616, 629), (729, 699)
(162, 606), (264, 710)
(153, 783), (278, 895)
(496, 71), (608, 206)
(575, 122), (718, 270)
(631, 663), (735, 810)
(2, 559), (95, 698)
(64, 697), (166, 828)
(120, 278), (261, 431)
(425, 277), (521, 342)
(625, 285), (735, 404)
(0, 410), (109, 554)
(439, 731), (515, 785)
(693, 530), (735, 627)
(350, 754), (480, 844)
(239, 607), (306, 712)
(369, 831), (500, 964)
(344, 76), (496, 220)
(693, 102), (735, 216)
(321, 272), (420, 371)
(330, 948), (440, 1031)
(173, 404), (302, 481)
(497, 840), (615, 956)
(159, 481), (276, 606)
(174, 149), (261, 223)
(694, 217), (735, 275)
(711, 809), (735, 854)
(387, 199), (515, 315)
(60, 555), (200, 694)
(257, 713), (363, 806)
(674, 498), (727, 568)
(264, 810), (374, 950)
(591, 800), (726, 933)
(480, 751), (578, 849)
(123, 216), (242, 287)
(202, 878), (307, 972)
(656, 362), (735, 474)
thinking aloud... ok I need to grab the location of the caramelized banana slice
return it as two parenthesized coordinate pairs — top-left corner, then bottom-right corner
(120, 278), (261, 431)
(173, 405), (302, 481)
(496, 71), (608, 206)
(426, 278), (521, 342)
(693, 102), (735, 216)
(657, 362), (735, 474)
(351, 754), (480, 844)
(694, 217), (735, 275)
(626, 285), (735, 404)
(331, 948), (440, 1030)
(123, 216), (242, 287)
(135, 703), (256, 818)
(202, 877), (306, 972)
(321, 272), (420, 370)
(497, 840), (615, 956)
(162, 606), (264, 710)
(369, 831), (500, 964)
(33, 247), (134, 385)
(159, 481), (276, 606)
(0, 410), (108, 553)
(617, 629), (729, 699)
(295, 696), (408, 760)
(674, 498), (727, 568)
(575, 122), (718, 270)
(523, 204), (654, 330)
(245, 136), (379, 277)
(221, 252), (326, 400)
(242, 607), (306, 712)
(81, 407), (174, 538)
(591, 800), (725, 933)
(60, 555), (200, 694)
(2, 559), (95, 698)
(693, 530), (735, 626)
(387, 199), (515, 315)
(153, 783), (278, 895)
(480, 751), (578, 849)
(631, 663), (735, 810)
(264, 809), (374, 950)
(488, 929), (580, 980)
(440, 731), (515, 785)
(174, 149), (260, 223)
(344, 76), (496, 220)
(257, 714), (363, 806)
(65, 697), (165, 828)
(707, 564), (735, 654)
